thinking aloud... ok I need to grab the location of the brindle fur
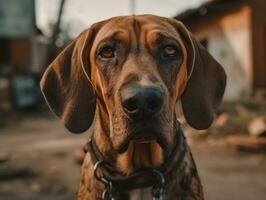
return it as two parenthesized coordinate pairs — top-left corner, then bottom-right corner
(78, 140), (204, 199)
(40, 15), (226, 200)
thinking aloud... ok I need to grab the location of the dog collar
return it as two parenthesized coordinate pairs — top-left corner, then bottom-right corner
(84, 120), (187, 199)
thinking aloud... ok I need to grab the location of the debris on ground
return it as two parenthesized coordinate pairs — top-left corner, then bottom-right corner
(47, 165), (60, 176)
(248, 117), (266, 137)
(0, 164), (37, 181)
(0, 153), (10, 164)
(227, 135), (266, 152)
(73, 148), (85, 165)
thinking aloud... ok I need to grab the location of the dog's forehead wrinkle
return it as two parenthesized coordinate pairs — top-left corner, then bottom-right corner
(148, 30), (179, 43)
(96, 15), (177, 43)
(94, 29), (128, 45)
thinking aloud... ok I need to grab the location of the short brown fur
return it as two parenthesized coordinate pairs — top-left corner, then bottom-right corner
(40, 15), (226, 199)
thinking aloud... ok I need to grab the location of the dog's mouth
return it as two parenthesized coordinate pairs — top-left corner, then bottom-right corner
(117, 129), (167, 154)
(115, 130), (167, 174)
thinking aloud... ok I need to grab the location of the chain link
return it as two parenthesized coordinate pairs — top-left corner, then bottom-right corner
(102, 181), (115, 200)
(152, 169), (165, 200)
(94, 161), (115, 200)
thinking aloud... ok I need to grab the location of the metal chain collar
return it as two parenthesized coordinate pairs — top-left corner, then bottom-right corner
(94, 161), (166, 200)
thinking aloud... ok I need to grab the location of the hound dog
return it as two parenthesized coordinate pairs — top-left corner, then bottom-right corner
(40, 15), (226, 200)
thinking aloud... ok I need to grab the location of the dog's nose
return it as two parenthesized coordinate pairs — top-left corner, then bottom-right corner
(121, 87), (164, 117)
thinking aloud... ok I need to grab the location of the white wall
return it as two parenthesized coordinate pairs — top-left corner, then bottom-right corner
(207, 7), (252, 100)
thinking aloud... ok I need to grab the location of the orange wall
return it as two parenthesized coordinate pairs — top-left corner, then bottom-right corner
(193, 6), (252, 100)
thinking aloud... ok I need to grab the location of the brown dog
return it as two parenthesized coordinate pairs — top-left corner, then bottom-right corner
(40, 15), (226, 200)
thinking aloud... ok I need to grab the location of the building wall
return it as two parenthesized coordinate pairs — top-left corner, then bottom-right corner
(197, 6), (252, 100)
(9, 39), (32, 71)
(251, 0), (266, 89)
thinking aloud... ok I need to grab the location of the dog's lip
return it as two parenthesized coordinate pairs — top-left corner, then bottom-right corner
(117, 137), (157, 154)
(117, 130), (167, 154)
(117, 132), (157, 153)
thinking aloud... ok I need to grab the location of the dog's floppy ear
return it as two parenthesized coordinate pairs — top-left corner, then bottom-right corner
(40, 25), (100, 133)
(174, 20), (226, 129)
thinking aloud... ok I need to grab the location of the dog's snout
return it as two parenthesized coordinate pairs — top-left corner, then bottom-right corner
(121, 87), (164, 117)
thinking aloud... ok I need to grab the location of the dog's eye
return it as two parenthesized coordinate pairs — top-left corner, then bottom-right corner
(162, 45), (179, 58)
(99, 46), (115, 59)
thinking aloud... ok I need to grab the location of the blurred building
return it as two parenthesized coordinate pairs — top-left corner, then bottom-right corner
(176, 0), (266, 100)
(0, 0), (45, 112)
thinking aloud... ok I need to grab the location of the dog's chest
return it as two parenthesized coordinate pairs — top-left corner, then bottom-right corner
(128, 187), (152, 200)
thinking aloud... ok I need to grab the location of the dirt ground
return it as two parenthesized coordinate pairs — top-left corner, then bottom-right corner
(0, 109), (266, 200)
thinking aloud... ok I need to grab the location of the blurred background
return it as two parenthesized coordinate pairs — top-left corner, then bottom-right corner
(0, 0), (266, 199)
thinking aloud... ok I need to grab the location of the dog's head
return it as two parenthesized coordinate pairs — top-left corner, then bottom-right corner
(40, 15), (226, 171)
